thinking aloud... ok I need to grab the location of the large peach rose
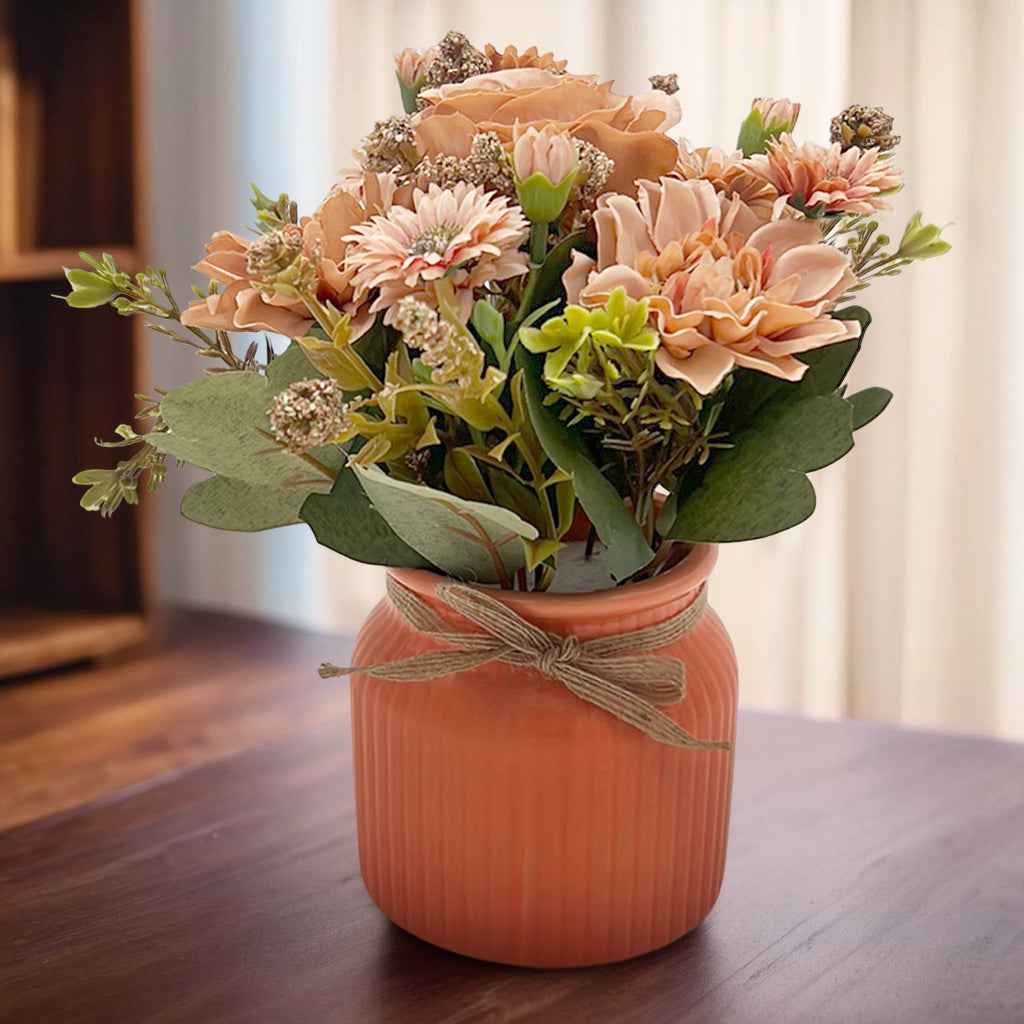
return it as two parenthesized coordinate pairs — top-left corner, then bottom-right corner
(565, 178), (859, 393)
(413, 68), (681, 195)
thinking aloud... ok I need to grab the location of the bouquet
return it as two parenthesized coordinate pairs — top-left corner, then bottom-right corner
(65, 31), (948, 592)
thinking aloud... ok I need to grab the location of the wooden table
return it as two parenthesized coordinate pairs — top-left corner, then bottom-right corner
(2, 610), (1022, 1023)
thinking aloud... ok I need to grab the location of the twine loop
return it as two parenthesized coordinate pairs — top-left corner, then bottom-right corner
(320, 576), (731, 751)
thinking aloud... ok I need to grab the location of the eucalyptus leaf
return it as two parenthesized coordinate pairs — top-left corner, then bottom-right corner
(147, 345), (344, 487)
(353, 466), (538, 585)
(299, 468), (435, 570)
(182, 476), (307, 531)
(522, 352), (654, 581)
(847, 386), (893, 431)
(667, 393), (856, 543)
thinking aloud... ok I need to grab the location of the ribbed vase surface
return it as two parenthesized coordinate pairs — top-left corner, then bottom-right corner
(349, 544), (738, 967)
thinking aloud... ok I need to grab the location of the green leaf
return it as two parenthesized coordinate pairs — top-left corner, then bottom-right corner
(299, 468), (434, 569)
(353, 466), (538, 584)
(667, 394), (856, 543)
(146, 344), (344, 487)
(530, 231), (595, 315)
(471, 299), (505, 355)
(181, 476), (308, 531)
(847, 386), (892, 431)
(62, 268), (120, 308)
(521, 352), (654, 581)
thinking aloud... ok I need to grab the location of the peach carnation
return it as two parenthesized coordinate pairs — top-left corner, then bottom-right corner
(673, 141), (779, 208)
(484, 43), (568, 74)
(564, 177), (859, 393)
(413, 68), (680, 195)
(344, 181), (529, 322)
(746, 133), (903, 214)
(181, 174), (402, 340)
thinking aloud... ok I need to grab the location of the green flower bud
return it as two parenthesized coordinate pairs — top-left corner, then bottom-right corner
(898, 212), (951, 260)
(514, 168), (579, 224)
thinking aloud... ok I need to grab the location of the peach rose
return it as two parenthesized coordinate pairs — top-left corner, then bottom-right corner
(413, 68), (681, 195)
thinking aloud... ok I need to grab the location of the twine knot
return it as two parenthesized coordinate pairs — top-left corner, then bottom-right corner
(536, 634), (581, 676)
(320, 576), (730, 751)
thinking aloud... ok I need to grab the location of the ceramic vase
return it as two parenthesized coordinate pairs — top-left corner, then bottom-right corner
(348, 543), (738, 968)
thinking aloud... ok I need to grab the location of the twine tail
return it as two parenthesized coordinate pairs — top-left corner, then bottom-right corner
(560, 666), (731, 751)
(319, 646), (502, 682)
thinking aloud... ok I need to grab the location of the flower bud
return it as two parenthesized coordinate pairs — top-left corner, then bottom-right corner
(512, 126), (579, 222)
(736, 97), (801, 156)
(394, 46), (438, 114)
(897, 211), (951, 260)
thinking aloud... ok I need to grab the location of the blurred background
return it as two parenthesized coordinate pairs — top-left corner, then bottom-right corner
(138, 0), (1021, 740)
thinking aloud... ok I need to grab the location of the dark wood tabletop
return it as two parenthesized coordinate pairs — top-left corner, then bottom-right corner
(1, 609), (1022, 1024)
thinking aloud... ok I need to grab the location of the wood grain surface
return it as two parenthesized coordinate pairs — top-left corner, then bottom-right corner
(1, 610), (1022, 1023)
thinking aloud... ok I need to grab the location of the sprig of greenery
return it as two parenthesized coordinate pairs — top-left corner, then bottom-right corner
(72, 425), (169, 517)
(824, 212), (950, 293)
(62, 253), (245, 371)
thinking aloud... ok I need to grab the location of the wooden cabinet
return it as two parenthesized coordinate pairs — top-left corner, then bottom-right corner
(0, 0), (151, 676)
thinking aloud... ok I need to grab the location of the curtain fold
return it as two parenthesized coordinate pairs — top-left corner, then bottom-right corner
(142, 0), (1022, 739)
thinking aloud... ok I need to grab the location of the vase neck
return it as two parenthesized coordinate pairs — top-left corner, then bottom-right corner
(388, 545), (716, 642)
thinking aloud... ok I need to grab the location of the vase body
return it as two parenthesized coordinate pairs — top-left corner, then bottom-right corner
(349, 544), (738, 968)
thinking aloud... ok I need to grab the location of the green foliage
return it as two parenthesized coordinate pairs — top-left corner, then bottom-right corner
(898, 212), (951, 260)
(63, 268), (121, 308)
(300, 468), (436, 570)
(352, 466), (538, 586)
(249, 184), (298, 234)
(146, 346), (343, 487)
(664, 307), (888, 543)
(181, 476), (308, 531)
(666, 393), (856, 542)
(522, 353), (654, 581)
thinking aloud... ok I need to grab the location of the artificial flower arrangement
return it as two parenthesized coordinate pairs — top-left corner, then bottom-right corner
(65, 31), (948, 593)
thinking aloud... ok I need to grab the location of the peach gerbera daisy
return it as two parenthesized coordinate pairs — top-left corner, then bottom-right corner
(344, 182), (529, 322)
(563, 177), (860, 393)
(746, 133), (903, 214)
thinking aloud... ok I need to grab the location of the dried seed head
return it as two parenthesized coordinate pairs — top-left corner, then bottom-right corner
(423, 31), (490, 88)
(392, 297), (479, 388)
(246, 224), (308, 281)
(648, 73), (679, 95)
(269, 378), (349, 453)
(362, 115), (420, 174)
(574, 140), (616, 207)
(830, 104), (900, 152)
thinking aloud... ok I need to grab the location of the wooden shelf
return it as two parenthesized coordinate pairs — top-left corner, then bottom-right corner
(0, 0), (151, 679)
(0, 608), (150, 678)
(0, 246), (138, 283)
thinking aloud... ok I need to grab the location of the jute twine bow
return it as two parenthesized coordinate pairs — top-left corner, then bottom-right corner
(320, 576), (731, 751)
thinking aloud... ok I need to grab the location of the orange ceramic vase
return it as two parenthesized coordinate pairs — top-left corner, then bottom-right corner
(349, 543), (738, 968)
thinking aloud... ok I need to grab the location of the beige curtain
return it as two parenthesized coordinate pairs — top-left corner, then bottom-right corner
(144, 0), (1023, 739)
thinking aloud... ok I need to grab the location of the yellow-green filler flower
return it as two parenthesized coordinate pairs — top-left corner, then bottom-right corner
(519, 288), (658, 400)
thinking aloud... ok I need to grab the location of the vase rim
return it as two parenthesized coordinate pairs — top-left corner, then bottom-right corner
(388, 543), (717, 619)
